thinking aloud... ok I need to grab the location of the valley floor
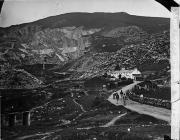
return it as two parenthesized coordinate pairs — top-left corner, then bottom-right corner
(1, 80), (171, 140)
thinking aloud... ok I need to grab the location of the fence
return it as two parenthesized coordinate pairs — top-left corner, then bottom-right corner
(128, 92), (171, 109)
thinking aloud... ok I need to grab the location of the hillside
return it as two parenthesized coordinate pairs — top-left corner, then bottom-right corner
(0, 12), (171, 140)
(0, 12), (170, 81)
(0, 68), (42, 89)
(1, 12), (169, 32)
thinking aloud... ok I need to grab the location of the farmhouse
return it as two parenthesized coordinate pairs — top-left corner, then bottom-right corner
(108, 68), (141, 80)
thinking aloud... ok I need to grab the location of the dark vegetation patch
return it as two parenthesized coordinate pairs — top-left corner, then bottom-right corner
(138, 60), (169, 72)
(77, 95), (97, 110)
(51, 60), (76, 72)
(84, 76), (108, 90)
(1, 89), (49, 113)
(17, 64), (57, 75)
(17, 64), (72, 84)
(31, 97), (80, 124)
(84, 76), (133, 91)
(91, 36), (124, 52)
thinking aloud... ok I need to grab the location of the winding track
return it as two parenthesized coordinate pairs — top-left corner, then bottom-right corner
(73, 99), (86, 112)
(100, 113), (127, 127)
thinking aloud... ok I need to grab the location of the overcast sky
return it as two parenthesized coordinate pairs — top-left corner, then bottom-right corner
(0, 0), (170, 27)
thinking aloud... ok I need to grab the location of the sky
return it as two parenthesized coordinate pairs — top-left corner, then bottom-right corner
(0, 0), (171, 27)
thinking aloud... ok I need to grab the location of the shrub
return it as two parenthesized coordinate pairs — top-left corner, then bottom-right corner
(122, 134), (150, 140)
(92, 96), (102, 107)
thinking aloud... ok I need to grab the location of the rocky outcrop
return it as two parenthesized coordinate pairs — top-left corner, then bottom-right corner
(0, 26), (101, 65)
(30, 27), (96, 62)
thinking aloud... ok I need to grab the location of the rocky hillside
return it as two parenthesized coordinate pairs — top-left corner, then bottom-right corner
(0, 12), (170, 80)
(0, 67), (42, 89)
(0, 26), (96, 65)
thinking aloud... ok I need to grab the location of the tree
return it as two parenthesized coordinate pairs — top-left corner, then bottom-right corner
(103, 72), (108, 78)
(118, 74), (121, 79)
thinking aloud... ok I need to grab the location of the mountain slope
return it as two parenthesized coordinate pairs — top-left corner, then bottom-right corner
(0, 12), (170, 80)
(2, 12), (169, 32)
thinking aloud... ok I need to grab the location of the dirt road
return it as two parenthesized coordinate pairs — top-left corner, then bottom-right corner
(107, 82), (171, 123)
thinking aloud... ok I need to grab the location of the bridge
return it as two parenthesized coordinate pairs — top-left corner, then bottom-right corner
(1, 111), (31, 127)
(1, 88), (48, 127)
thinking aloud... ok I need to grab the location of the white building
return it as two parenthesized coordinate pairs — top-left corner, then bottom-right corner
(108, 68), (141, 80)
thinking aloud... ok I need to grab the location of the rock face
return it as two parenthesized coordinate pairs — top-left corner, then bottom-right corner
(0, 12), (170, 80)
(0, 26), (99, 65)
(29, 27), (98, 63)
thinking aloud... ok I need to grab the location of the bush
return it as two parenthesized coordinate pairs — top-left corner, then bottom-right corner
(92, 96), (102, 107)
(122, 134), (150, 140)
(121, 77), (127, 80)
